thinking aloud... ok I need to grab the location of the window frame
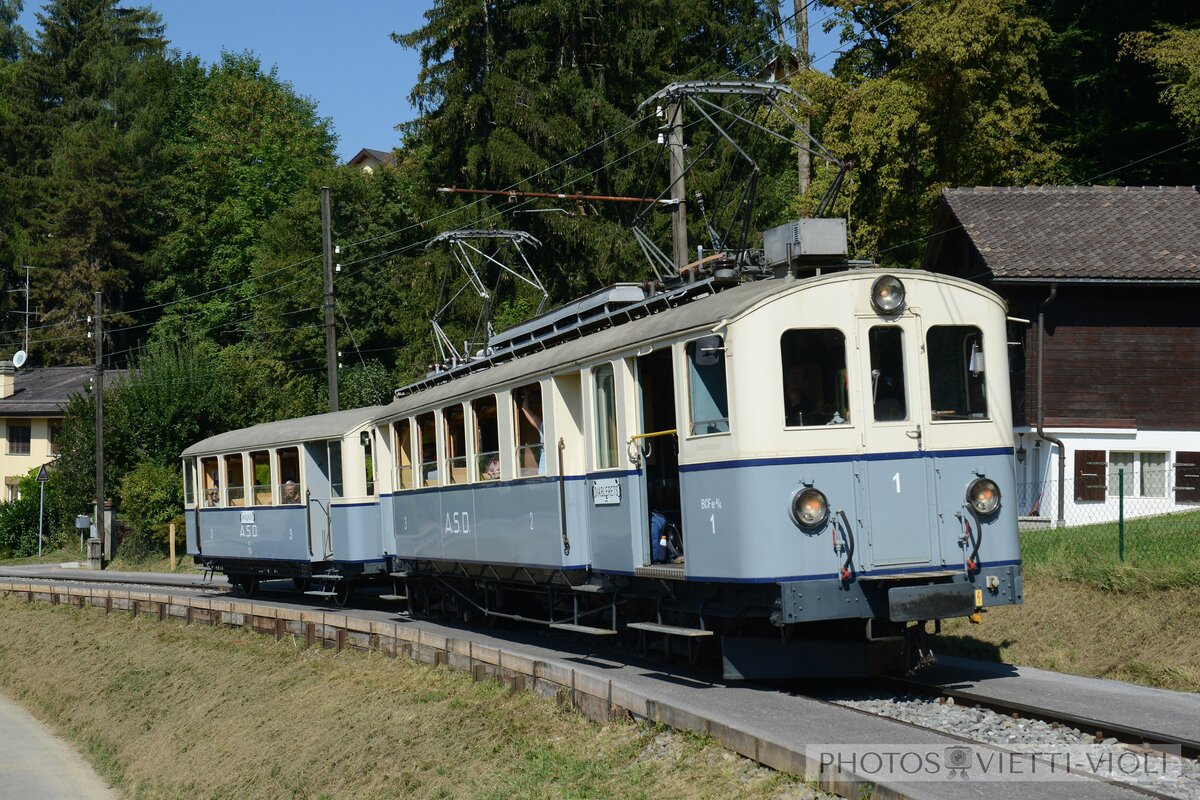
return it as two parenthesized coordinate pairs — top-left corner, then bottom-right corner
(224, 452), (247, 507)
(591, 363), (621, 470)
(250, 450), (273, 506)
(472, 395), (501, 483)
(201, 456), (221, 508)
(926, 324), (990, 422)
(276, 446), (302, 505)
(416, 412), (438, 487)
(867, 324), (909, 423)
(393, 419), (413, 491)
(6, 419), (31, 455)
(182, 459), (196, 507)
(512, 381), (546, 479)
(779, 328), (852, 429)
(1108, 451), (1170, 499)
(328, 440), (344, 499)
(684, 337), (730, 438)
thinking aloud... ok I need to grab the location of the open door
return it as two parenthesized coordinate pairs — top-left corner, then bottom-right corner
(855, 318), (937, 567)
(636, 348), (683, 567)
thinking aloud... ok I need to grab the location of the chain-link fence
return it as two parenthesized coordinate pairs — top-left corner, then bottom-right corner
(1016, 467), (1200, 588)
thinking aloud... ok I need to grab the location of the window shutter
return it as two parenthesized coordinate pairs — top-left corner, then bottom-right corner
(1175, 452), (1200, 504)
(1073, 450), (1106, 502)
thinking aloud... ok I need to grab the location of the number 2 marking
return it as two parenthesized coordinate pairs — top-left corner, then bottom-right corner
(893, 472), (901, 493)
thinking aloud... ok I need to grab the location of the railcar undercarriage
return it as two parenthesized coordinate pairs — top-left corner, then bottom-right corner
(392, 558), (955, 679)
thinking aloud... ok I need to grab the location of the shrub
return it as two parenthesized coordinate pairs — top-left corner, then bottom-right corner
(116, 461), (183, 560)
(0, 469), (63, 558)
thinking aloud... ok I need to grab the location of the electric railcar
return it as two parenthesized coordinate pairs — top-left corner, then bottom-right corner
(370, 268), (1022, 678)
(182, 268), (1022, 677)
(183, 405), (390, 603)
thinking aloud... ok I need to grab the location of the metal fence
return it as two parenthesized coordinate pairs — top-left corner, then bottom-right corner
(1016, 467), (1200, 584)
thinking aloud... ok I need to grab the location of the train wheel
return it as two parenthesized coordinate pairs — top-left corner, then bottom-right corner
(240, 575), (260, 597)
(333, 579), (354, 607)
(293, 577), (312, 593)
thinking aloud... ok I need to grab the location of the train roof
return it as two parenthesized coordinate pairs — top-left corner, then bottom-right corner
(381, 268), (1005, 419)
(182, 404), (387, 457)
(382, 275), (797, 418)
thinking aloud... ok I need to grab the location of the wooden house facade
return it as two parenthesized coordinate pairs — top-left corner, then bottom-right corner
(923, 185), (1200, 525)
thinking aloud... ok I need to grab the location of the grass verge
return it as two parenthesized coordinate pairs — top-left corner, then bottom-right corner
(938, 576), (1200, 693)
(1020, 510), (1200, 591)
(0, 596), (821, 800)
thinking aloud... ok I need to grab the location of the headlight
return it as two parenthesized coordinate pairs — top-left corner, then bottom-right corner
(870, 274), (906, 315)
(791, 488), (829, 529)
(967, 477), (1001, 516)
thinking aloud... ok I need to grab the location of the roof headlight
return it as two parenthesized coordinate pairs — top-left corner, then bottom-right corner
(871, 274), (906, 315)
(967, 477), (1001, 516)
(791, 487), (829, 530)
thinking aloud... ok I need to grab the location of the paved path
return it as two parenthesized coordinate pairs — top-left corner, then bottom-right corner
(0, 694), (116, 800)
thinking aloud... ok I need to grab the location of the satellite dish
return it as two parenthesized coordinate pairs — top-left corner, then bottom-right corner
(12, 350), (27, 369)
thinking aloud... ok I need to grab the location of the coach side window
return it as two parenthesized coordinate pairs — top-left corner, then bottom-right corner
(780, 329), (850, 427)
(394, 421), (413, 490)
(201, 456), (220, 507)
(686, 336), (729, 435)
(928, 326), (989, 420)
(250, 451), (272, 505)
(278, 447), (301, 504)
(593, 364), (619, 469)
(417, 412), (437, 486)
(473, 396), (500, 481)
(183, 460), (195, 507)
(328, 441), (344, 498)
(225, 453), (246, 507)
(869, 326), (908, 422)
(514, 382), (545, 477)
(443, 405), (468, 484)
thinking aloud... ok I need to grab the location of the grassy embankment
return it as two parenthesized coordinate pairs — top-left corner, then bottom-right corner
(938, 511), (1200, 693)
(0, 596), (821, 800)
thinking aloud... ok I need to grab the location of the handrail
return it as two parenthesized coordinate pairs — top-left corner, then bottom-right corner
(629, 429), (677, 442)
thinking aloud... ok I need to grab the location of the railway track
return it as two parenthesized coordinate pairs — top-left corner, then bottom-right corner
(881, 676), (1200, 761)
(4, 569), (1195, 800)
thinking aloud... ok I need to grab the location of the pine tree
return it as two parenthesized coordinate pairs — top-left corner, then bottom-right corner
(14, 0), (169, 364)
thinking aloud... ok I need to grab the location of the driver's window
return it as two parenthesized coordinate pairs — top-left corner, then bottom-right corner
(780, 329), (850, 427)
(868, 326), (908, 422)
(928, 325), (988, 420)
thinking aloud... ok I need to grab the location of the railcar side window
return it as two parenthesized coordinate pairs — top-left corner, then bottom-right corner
(417, 413), (437, 486)
(514, 382), (545, 477)
(443, 405), (468, 485)
(779, 329), (850, 427)
(183, 460), (195, 506)
(593, 364), (619, 469)
(201, 456), (220, 507)
(277, 447), (301, 504)
(686, 337), (729, 435)
(363, 434), (376, 496)
(473, 396), (500, 481)
(250, 451), (272, 505)
(394, 421), (412, 490)
(927, 326), (989, 420)
(869, 327), (908, 422)
(225, 453), (246, 507)
(328, 441), (343, 498)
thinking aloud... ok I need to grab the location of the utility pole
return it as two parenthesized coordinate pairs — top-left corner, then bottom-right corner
(666, 99), (689, 270)
(795, 0), (811, 198)
(92, 292), (107, 564)
(321, 186), (339, 412)
(7, 265), (32, 354)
